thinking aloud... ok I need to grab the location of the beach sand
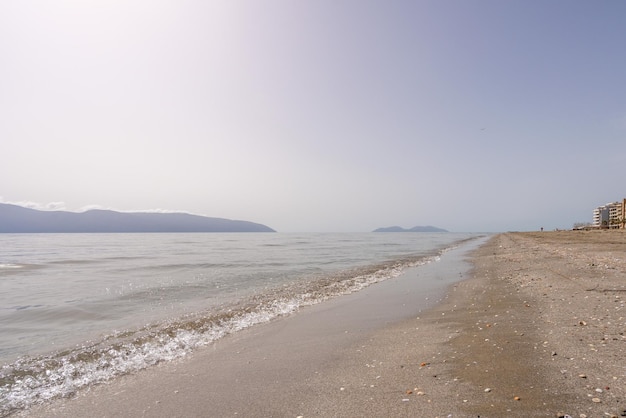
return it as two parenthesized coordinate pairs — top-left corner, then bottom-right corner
(17, 232), (626, 417)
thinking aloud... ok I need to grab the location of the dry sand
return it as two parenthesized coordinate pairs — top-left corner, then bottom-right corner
(294, 231), (626, 418)
(16, 232), (626, 417)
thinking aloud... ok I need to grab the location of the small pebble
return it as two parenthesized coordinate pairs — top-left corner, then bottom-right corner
(514, 396), (521, 401)
(591, 397), (601, 403)
(484, 388), (492, 393)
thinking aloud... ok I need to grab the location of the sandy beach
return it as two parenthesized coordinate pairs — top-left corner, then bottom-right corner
(16, 232), (626, 418)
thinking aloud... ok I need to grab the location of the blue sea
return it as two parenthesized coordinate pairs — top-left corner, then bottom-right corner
(0, 232), (482, 415)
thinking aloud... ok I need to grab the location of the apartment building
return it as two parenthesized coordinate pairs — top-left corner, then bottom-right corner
(592, 199), (626, 228)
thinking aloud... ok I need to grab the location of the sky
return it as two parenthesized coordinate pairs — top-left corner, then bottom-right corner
(2, 1), (625, 233)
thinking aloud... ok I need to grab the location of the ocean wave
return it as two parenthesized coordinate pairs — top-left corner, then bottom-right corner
(0, 246), (457, 416)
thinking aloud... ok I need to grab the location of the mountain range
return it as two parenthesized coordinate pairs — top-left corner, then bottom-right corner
(0, 203), (275, 233)
(373, 225), (448, 233)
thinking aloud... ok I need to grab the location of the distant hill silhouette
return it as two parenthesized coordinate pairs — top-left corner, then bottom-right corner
(373, 225), (448, 233)
(0, 204), (275, 233)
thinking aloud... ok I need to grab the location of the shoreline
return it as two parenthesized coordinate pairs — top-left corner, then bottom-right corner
(0, 232), (477, 415)
(15, 232), (626, 417)
(14, 237), (482, 417)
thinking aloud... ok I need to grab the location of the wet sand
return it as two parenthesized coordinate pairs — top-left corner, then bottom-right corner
(17, 232), (626, 417)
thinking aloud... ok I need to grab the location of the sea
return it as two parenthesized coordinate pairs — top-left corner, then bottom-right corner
(0, 232), (483, 415)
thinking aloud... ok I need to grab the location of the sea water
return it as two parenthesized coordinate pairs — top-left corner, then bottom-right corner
(0, 232), (481, 414)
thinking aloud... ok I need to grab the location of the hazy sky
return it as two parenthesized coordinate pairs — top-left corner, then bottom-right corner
(2, 1), (625, 232)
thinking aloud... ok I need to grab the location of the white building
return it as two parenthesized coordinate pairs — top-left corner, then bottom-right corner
(592, 200), (625, 228)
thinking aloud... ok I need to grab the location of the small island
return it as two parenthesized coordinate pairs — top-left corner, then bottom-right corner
(373, 225), (448, 233)
(0, 203), (275, 233)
